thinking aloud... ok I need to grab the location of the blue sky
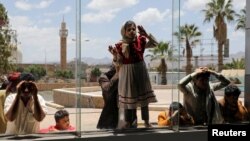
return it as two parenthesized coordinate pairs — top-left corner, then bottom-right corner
(0, 0), (246, 63)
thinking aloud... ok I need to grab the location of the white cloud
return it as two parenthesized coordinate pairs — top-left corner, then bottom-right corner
(133, 8), (170, 25)
(230, 30), (244, 41)
(15, 0), (53, 11)
(5, 0), (245, 63)
(232, 0), (245, 10)
(39, 19), (52, 24)
(80, 37), (116, 59)
(184, 0), (245, 12)
(173, 10), (185, 19)
(82, 0), (139, 23)
(44, 6), (71, 17)
(9, 15), (60, 63)
(87, 0), (139, 10)
(82, 11), (116, 23)
(10, 15), (52, 27)
(15, 0), (32, 11)
(9, 16), (34, 27)
(36, 0), (54, 9)
(8, 15), (102, 63)
(183, 0), (209, 11)
(205, 27), (213, 33)
(19, 27), (59, 63)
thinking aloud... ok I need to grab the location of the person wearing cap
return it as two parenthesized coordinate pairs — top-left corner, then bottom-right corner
(218, 84), (249, 123)
(4, 72), (47, 135)
(158, 102), (194, 126)
(178, 67), (230, 125)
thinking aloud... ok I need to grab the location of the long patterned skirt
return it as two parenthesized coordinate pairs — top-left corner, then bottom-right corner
(118, 61), (157, 109)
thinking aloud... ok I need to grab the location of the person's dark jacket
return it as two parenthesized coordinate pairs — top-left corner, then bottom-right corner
(97, 67), (119, 129)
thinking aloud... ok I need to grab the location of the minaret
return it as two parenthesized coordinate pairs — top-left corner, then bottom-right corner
(59, 17), (68, 70)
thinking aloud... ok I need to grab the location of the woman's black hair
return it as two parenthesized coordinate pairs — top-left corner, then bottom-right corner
(224, 84), (241, 97)
(169, 102), (183, 111)
(195, 72), (210, 80)
(20, 72), (35, 81)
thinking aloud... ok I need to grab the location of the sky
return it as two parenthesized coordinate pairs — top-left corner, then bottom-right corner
(0, 0), (246, 64)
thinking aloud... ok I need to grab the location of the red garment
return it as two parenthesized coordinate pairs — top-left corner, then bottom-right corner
(115, 35), (146, 64)
(39, 125), (75, 133)
(8, 72), (21, 81)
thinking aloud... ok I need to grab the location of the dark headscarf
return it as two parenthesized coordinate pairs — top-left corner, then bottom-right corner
(20, 72), (35, 81)
(169, 102), (183, 112)
(224, 84), (241, 97)
(105, 65), (116, 80)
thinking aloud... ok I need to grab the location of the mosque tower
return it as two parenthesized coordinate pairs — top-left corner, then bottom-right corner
(59, 17), (68, 70)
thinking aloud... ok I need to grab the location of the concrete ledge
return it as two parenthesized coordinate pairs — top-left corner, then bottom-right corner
(45, 101), (65, 110)
(53, 86), (174, 109)
(152, 85), (177, 89)
(53, 89), (104, 108)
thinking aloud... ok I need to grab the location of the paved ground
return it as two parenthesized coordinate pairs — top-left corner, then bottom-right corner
(40, 89), (175, 131)
(39, 88), (243, 131)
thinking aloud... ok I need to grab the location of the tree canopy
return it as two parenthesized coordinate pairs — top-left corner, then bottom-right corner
(0, 3), (16, 74)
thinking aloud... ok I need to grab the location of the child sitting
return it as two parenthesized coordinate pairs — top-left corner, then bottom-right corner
(40, 109), (75, 133)
(158, 102), (194, 126)
(218, 84), (249, 123)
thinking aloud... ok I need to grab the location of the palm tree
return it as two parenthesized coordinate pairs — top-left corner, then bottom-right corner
(174, 24), (202, 75)
(224, 58), (245, 69)
(235, 8), (246, 31)
(146, 41), (173, 85)
(90, 67), (101, 82)
(202, 0), (235, 72)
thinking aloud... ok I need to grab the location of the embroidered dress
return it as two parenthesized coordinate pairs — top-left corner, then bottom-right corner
(115, 35), (157, 109)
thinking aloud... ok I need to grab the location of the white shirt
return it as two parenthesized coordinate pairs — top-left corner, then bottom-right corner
(4, 93), (47, 135)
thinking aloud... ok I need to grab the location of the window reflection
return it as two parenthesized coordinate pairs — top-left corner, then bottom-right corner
(0, 0), (180, 136)
(0, 0), (248, 140)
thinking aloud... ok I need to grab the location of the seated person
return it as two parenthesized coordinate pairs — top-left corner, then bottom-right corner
(158, 102), (194, 126)
(218, 84), (249, 123)
(40, 109), (75, 133)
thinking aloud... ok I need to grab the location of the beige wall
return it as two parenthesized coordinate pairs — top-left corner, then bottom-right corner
(36, 82), (99, 91)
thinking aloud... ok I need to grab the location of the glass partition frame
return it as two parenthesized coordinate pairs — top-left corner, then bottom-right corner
(74, 0), (182, 135)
